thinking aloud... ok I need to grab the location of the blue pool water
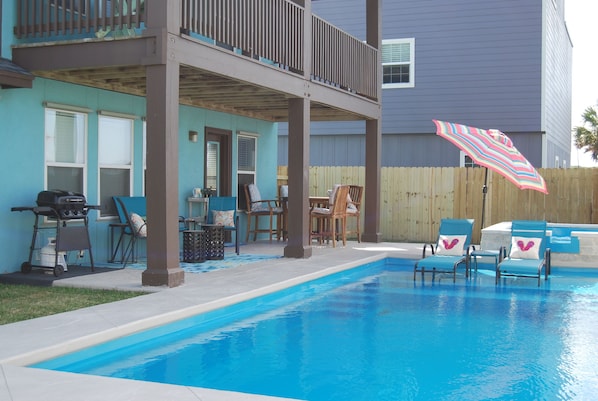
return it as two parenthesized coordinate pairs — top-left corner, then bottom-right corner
(34, 259), (598, 401)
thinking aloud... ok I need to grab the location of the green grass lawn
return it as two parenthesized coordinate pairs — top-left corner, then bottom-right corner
(0, 283), (145, 325)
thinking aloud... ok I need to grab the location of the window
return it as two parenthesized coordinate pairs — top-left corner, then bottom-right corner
(382, 38), (415, 88)
(44, 108), (87, 194)
(205, 141), (220, 193)
(237, 134), (257, 210)
(98, 114), (134, 217)
(462, 154), (482, 168)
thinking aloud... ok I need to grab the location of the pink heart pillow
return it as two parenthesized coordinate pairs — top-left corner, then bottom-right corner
(509, 236), (542, 259)
(436, 235), (466, 256)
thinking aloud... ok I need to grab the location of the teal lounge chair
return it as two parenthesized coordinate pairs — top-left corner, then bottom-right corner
(496, 220), (550, 286)
(414, 219), (475, 283)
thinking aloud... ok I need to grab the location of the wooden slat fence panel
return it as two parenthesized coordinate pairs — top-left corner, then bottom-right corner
(278, 166), (598, 244)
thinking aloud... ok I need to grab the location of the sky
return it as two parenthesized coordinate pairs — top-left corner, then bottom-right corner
(566, 0), (598, 167)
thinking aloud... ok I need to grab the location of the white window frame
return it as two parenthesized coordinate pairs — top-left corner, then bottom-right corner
(205, 140), (221, 195)
(461, 152), (483, 168)
(237, 132), (257, 209)
(382, 38), (415, 89)
(44, 106), (88, 195)
(98, 113), (134, 218)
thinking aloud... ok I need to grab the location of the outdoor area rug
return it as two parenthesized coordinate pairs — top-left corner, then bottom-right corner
(126, 254), (282, 274)
(0, 265), (116, 286)
(0, 254), (282, 286)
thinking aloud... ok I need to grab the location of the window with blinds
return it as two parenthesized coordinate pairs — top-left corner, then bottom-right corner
(382, 38), (415, 88)
(205, 141), (220, 194)
(237, 134), (257, 210)
(98, 115), (133, 217)
(44, 108), (86, 194)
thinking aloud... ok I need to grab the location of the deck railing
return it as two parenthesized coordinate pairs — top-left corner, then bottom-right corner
(14, 0), (145, 38)
(312, 15), (378, 99)
(181, 0), (304, 75)
(15, 0), (378, 100)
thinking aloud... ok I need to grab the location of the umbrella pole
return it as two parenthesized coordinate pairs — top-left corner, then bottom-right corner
(481, 168), (488, 229)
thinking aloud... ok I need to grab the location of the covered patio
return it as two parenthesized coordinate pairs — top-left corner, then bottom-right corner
(12, 0), (384, 287)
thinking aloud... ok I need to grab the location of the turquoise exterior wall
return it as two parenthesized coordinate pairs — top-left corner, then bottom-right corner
(2, 1), (13, 58)
(0, 78), (279, 273)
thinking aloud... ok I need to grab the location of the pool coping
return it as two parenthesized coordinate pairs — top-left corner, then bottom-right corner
(0, 241), (421, 401)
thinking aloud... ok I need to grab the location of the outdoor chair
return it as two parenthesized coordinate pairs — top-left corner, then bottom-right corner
(310, 185), (350, 248)
(244, 184), (284, 242)
(346, 185), (363, 242)
(278, 184), (289, 241)
(206, 196), (240, 254)
(414, 218), (475, 283)
(496, 220), (550, 286)
(115, 197), (148, 268)
(111, 196), (148, 265)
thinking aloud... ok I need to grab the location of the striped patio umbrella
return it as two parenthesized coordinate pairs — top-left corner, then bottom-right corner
(433, 119), (548, 228)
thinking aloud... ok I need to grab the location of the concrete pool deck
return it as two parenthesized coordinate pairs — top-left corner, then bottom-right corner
(0, 241), (423, 401)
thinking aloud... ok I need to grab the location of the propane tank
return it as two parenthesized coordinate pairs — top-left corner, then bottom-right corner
(40, 238), (68, 271)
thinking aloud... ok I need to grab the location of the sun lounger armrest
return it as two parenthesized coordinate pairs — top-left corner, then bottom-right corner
(422, 243), (435, 258)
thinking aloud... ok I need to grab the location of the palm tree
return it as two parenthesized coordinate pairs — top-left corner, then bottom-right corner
(574, 106), (598, 161)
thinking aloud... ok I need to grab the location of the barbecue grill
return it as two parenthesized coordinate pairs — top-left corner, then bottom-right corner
(35, 190), (89, 219)
(11, 190), (99, 276)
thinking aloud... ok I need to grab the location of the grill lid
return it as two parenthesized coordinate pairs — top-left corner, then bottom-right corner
(36, 190), (88, 219)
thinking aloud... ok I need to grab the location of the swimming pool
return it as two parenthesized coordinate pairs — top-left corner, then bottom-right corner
(34, 259), (598, 401)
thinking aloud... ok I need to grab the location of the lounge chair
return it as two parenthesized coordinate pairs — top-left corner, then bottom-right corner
(496, 220), (550, 286)
(414, 218), (475, 283)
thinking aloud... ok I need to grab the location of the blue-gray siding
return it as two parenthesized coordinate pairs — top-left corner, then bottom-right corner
(279, 132), (543, 168)
(543, 0), (573, 167)
(279, 0), (572, 168)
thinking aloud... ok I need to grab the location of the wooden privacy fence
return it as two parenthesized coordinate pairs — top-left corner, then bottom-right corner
(277, 166), (598, 244)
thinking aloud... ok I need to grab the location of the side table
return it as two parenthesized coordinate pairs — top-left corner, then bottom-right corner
(187, 197), (209, 223)
(182, 230), (206, 263)
(201, 224), (225, 260)
(470, 247), (505, 274)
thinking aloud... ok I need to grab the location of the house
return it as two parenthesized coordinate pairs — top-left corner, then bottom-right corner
(278, 0), (572, 169)
(1, 0), (382, 287)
